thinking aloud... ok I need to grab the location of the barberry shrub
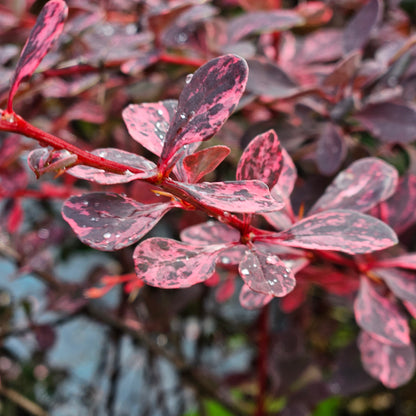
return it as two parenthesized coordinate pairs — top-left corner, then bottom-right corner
(1, 0), (416, 414)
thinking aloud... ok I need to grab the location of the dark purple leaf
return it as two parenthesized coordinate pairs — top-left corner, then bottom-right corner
(122, 100), (178, 156)
(271, 210), (398, 254)
(227, 10), (304, 43)
(343, 0), (382, 53)
(358, 331), (415, 388)
(8, 0), (68, 110)
(373, 174), (416, 235)
(182, 145), (230, 183)
(68, 148), (156, 184)
(133, 238), (227, 288)
(375, 268), (416, 304)
(161, 4), (218, 47)
(246, 60), (299, 99)
(28, 148), (77, 178)
(180, 221), (240, 246)
(316, 123), (347, 176)
(238, 248), (296, 297)
(354, 102), (416, 143)
(237, 129), (283, 189)
(309, 158), (398, 215)
(354, 277), (410, 346)
(323, 51), (362, 88)
(62, 193), (174, 251)
(174, 180), (283, 213)
(239, 284), (273, 310)
(160, 55), (248, 164)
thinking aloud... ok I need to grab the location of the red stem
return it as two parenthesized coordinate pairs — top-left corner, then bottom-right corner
(159, 53), (206, 68)
(0, 111), (144, 175)
(255, 304), (269, 416)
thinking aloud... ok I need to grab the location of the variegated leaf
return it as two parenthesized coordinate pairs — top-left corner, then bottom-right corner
(238, 248), (296, 297)
(160, 55), (248, 165)
(180, 221), (240, 246)
(68, 148), (156, 184)
(62, 193), (174, 251)
(354, 277), (410, 346)
(239, 284), (273, 310)
(134, 239), (227, 288)
(122, 100), (178, 156)
(174, 180), (283, 213)
(309, 158), (398, 215)
(237, 129), (283, 189)
(8, 0), (68, 110)
(375, 268), (416, 304)
(272, 210), (398, 254)
(358, 331), (416, 388)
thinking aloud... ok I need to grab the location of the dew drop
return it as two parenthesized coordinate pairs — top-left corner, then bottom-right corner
(180, 113), (186, 120)
(90, 217), (98, 222)
(82, 201), (89, 206)
(115, 234), (121, 238)
(221, 257), (230, 264)
(157, 109), (164, 116)
(283, 273), (288, 278)
(185, 74), (193, 84)
(241, 269), (250, 276)
(266, 256), (277, 265)
(103, 232), (111, 239)
(176, 32), (188, 43)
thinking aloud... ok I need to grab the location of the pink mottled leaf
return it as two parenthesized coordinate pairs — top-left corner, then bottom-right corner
(239, 284), (273, 310)
(133, 239), (227, 288)
(262, 147), (297, 230)
(180, 221), (240, 246)
(309, 158), (398, 215)
(62, 193), (174, 251)
(354, 277), (410, 346)
(274, 147), (297, 199)
(238, 247), (296, 297)
(245, 60), (299, 99)
(343, 0), (382, 53)
(160, 55), (248, 165)
(174, 180), (283, 213)
(227, 10), (304, 43)
(237, 129), (283, 189)
(8, 0), (68, 110)
(68, 148), (156, 184)
(375, 255), (416, 270)
(28, 148), (77, 178)
(316, 123), (347, 176)
(354, 103), (416, 144)
(182, 145), (230, 183)
(358, 331), (415, 388)
(374, 174), (416, 235)
(122, 100), (178, 156)
(272, 210), (398, 254)
(375, 268), (416, 304)
(300, 29), (343, 63)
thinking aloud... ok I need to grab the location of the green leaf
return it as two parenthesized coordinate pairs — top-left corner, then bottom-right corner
(313, 396), (341, 416)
